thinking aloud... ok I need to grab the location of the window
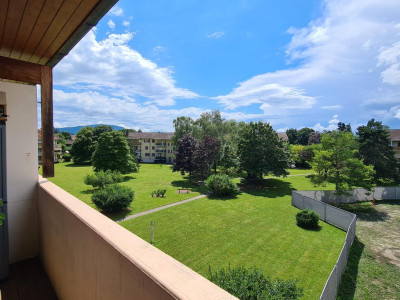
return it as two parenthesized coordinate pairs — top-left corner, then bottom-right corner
(145, 153), (150, 156)
(152, 146), (155, 150)
(152, 139), (155, 143)
(145, 146), (148, 150)
(152, 153), (155, 157)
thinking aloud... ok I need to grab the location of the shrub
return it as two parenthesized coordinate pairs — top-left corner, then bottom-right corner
(208, 265), (303, 300)
(84, 170), (123, 189)
(296, 209), (319, 229)
(206, 174), (238, 196)
(92, 184), (134, 213)
(62, 153), (72, 162)
(151, 189), (167, 198)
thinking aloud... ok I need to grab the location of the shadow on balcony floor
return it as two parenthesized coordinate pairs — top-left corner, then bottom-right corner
(0, 257), (58, 300)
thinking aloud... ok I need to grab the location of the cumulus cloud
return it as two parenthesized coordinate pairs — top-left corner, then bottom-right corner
(206, 31), (225, 39)
(52, 90), (204, 131)
(214, 0), (400, 128)
(122, 20), (130, 27)
(54, 30), (199, 106)
(109, 6), (123, 16)
(107, 19), (115, 30)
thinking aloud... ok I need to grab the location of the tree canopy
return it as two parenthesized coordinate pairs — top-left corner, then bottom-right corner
(356, 119), (399, 183)
(286, 128), (315, 145)
(172, 134), (197, 181)
(70, 127), (96, 164)
(309, 131), (375, 194)
(238, 121), (290, 180)
(91, 131), (139, 174)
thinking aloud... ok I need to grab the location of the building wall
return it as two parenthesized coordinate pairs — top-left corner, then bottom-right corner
(0, 81), (39, 263)
(133, 138), (174, 163)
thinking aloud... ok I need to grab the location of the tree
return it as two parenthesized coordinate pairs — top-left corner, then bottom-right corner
(309, 131), (375, 195)
(297, 128), (315, 145)
(70, 127), (96, 164)
(290, 144), (310, 168)
(219, 142), (239, 173)
(356, 119), (400, 183)
(91, 131), (139, 174)
(118, 128), (137, 137)
(286, 128), (298, 145)
(172, 134), (197, 182)
(308, 131), (321, 145)
(193, 135), (220, 177)
(338, 122), (352, 132)
(172, 116), (201, 146)
(238, 122), (290, 180)
(93, 125), (114, 141)
(59, 131), (72, 140)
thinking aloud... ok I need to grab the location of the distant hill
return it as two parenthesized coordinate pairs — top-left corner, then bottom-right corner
(56, 125), (125, 135)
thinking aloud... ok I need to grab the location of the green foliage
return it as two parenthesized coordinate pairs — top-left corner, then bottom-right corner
(310, 131), (375, 195)
(219, 142), (240, 173)
(238, 122), (290, 180)
(193, 135), (221, 177)
(296, 209), (319, 229)
(338, 122), (352, 132)
(71, 127), (96, 164)
(84, 170), (123, 189)
(0, 199), (5, 226)
(208, 265), (303, 300)
(91, 131), (139, 174)
(62, 153), (72, 162)
(92, 184), (134, 213)
(151, 189), (167, 198)
(172, 134), (197, 181)
(356, 119), (400, 183)
(59, 131), (72, 140)
(289, 145), (311, 168)
(286, 128), (315, 145)
(206, 174), (237, 196)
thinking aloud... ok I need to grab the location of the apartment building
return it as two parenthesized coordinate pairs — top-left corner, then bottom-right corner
(389, 129), (400, 160)
(38, 130), (63, 163)
(128, 132), (174, 163)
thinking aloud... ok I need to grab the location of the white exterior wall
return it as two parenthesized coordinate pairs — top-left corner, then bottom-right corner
(0, 81), (39, 263)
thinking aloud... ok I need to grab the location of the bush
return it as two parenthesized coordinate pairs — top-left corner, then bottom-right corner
(206, 174), (238, 196)
(92, 184), (134, 213)
(84, 170), (123, 189)
(62, 153), (72, 162)
(151, 189), (167, 198)
(208, 265), (303, 300)
(296, 209), (319, 229)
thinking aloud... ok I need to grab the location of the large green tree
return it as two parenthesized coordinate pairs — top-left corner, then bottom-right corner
(238, 122), (290, 180)
(310, 131), (375, 194)
(286, 127), (315, 145)
(91, 131), (139, 174)
(356, 119), (399, 183)
(70, 127), (96, 164)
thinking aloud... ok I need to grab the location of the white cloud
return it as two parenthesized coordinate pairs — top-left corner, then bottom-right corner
(206, 31), (225, 39)
(54, 30), (199, 106)
(52, 90), (204, 131)
(109, 6), (123, 16)
(214, 0), (400, 127)
(107, 19), (115, 30)
(122, 20), (130, 27)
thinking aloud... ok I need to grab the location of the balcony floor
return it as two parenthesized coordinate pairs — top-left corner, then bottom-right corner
(0, 257), (58, 300)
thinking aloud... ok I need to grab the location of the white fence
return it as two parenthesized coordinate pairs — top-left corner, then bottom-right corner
(292, 191), (357, 300)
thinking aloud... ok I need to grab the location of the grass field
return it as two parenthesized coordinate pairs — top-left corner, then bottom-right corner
(47, 163), (206, 219)
(120, 175), (345, 299)
(337, 201), (400, 300)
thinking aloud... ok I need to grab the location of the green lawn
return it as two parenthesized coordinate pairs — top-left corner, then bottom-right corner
(47, 163), (206, 219)
(120, 175), (346, 299)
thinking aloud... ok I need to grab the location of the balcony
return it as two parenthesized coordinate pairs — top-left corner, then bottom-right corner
(392, 146), (400, 151)
(18, 177), (234, 300)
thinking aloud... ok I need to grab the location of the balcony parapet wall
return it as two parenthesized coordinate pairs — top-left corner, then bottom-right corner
(37, 176), (236, 300)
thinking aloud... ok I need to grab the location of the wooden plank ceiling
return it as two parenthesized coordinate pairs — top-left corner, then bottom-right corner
(0, 0), (117, 68)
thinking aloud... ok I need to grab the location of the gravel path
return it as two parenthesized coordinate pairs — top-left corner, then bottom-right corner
(117, 194), (207, 222)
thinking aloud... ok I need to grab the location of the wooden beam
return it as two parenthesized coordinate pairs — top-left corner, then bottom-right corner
(0, 56), (41, 84)
(41, 65), (54, 178)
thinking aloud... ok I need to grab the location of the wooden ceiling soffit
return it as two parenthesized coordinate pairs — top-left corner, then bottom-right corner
(0, 56), (41, 84)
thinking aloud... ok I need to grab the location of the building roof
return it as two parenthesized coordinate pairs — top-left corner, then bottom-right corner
(128, 132), (174, 140)
(389, 129), (400, 141)
(277, 132), (289, 142)
(0, 0), (117, 68)
(38, 129), (60, 141)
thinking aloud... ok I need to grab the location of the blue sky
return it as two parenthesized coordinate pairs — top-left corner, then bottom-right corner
(49, 0), (400, 132)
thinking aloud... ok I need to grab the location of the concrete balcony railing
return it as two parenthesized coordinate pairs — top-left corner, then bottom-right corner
(37, 177), (235, 300)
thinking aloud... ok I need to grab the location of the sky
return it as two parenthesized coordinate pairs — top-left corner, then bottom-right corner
(47, 0), (400, 132)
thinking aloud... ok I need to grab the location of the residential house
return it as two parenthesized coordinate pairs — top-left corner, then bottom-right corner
(278, 132), (289, 142)
(38, 130), (63, 163)
(65, 134), (76, 149)
(389, 129), (400, 160)
(128, 132), (174, 163)
(0, 1), (232, 299)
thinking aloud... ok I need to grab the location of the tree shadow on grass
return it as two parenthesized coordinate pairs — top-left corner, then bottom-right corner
(207, 192), (241, 201)
(122, 175), (136, 182)
(296, 224), (322, 232)
(104, 208), (132, 222)
(337, 203), (390, 222)
(170, 178), (208, 194)
(81, 189), (96, 195)
(337, 237), (365, 300)
(239, 178), (294, 198)
(65, 162), (91, 167)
